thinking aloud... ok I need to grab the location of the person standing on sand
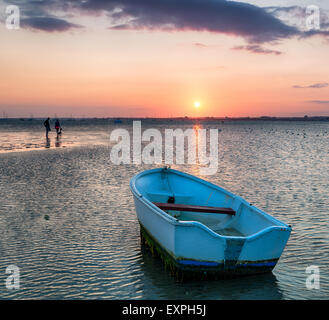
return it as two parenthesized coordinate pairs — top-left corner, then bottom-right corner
(44, 117), (51, 139)
(55, 119), (62, 137)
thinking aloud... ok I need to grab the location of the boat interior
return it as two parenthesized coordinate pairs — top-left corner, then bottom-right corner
(135, 169), (286, 238)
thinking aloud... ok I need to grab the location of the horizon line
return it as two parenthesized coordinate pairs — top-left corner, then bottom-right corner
(1, 116), (329, 120)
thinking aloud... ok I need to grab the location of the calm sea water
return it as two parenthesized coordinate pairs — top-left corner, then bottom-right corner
(0, 119), (328, 299)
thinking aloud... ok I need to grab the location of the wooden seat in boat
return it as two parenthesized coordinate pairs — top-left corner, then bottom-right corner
(152, 202), (236, 215)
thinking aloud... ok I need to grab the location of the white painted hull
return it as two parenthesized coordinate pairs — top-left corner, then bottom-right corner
(130, 168), (291, 276)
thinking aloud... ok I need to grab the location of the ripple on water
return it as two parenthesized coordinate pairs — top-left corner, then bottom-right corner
(0, 121), (328, 299)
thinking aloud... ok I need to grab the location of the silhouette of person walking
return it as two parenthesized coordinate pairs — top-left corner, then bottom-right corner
(44, 117), (51, 139)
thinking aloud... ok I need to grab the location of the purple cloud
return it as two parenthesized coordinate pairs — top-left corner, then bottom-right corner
(21, 16), (82, 32)
(232, 44), (282, 55)
(192, 42), (209, 48)
(100, 0), (299, 43)
(5, 0), (329, 44)
(9, 0), (300, 43)
(293, 83), (328, 89)
(306, 100), (329, 104)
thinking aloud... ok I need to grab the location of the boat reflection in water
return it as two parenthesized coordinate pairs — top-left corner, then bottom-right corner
(140, 240), (283, 299)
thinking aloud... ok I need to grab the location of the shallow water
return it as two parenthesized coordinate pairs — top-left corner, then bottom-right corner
(0, 119), (328, 299)
(0, 119), (111, 153)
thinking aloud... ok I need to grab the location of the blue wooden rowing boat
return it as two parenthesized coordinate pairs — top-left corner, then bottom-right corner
(130, 167), (291, 278)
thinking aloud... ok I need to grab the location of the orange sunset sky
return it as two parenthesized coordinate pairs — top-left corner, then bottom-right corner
(0, 0), (328, 118)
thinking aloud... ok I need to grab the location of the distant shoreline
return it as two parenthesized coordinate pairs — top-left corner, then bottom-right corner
(1, 116), (329, 122)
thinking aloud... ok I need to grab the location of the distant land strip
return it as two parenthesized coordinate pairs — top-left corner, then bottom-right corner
(1, 116), (329, 122)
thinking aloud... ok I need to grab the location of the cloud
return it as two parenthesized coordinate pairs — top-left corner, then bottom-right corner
(2, 0), (81, 32)
(102, 0), (299, 43)
(232, 44), (282, 55)
(6, 0), (300, 43)
(265, 5), (306, 20)
(293, 83), (328, 89)
(21, 16), (82, 32)
(192, 42), (209, 48)
(300, 30), (329, 40)
(306, 100), (329, 104)
(265, 5), (329, 40)
(4, 0), (329, 44)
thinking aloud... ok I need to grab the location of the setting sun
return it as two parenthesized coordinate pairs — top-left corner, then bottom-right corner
(194, 101), (201, 108)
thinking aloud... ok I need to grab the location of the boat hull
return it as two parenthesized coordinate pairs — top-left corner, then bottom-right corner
(131, 168), (291, 279)
(140, 223), (278, 279)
